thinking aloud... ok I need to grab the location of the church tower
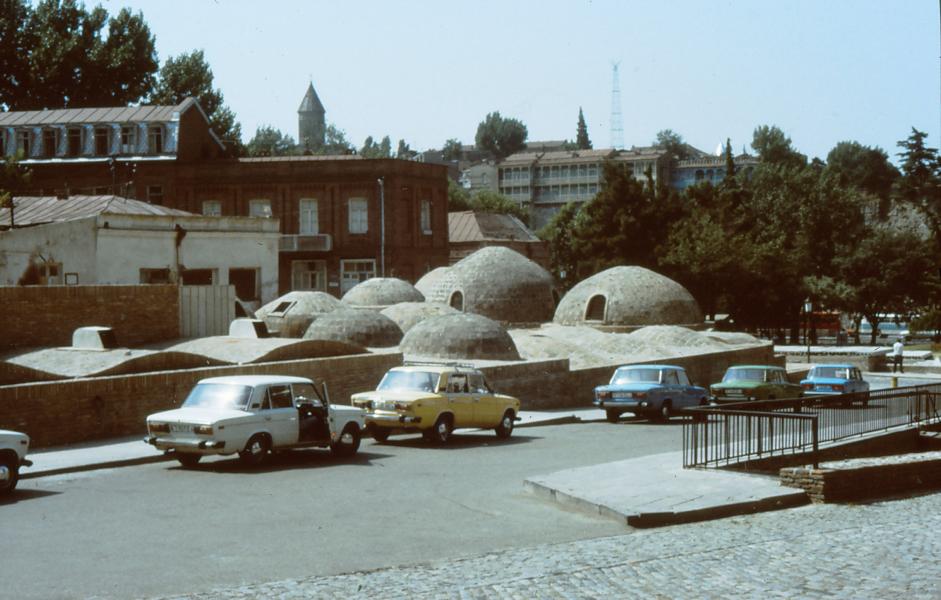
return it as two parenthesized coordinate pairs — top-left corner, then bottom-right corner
(298, 82), (325, 152)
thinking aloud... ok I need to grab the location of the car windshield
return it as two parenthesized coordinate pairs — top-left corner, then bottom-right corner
(611, 369), (660, 384)
(182, 383), (253, 410)
(723, 368), (767, 383)
(377, 370), (438, 392)
(812, 367), (849, 379)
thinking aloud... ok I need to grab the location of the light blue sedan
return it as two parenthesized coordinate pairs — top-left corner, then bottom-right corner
(593, 364), (708, 422)
(801, 364), (870, 405)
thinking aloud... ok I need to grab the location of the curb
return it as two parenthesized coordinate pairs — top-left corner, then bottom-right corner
(523, 478), (810, 528)
(21, 453), (174, 480)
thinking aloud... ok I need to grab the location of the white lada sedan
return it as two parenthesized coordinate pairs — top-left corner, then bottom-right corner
(145, 375), (365, 468)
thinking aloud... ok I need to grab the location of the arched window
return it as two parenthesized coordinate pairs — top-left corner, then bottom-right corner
(449, 291), (463, 311)
(585, 294), (606, 321)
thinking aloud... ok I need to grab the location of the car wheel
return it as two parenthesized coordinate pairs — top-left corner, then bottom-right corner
(331, 424), (361, 458)
(239, 434), (271, 467)
(371, 428), (391, 443)
(424, 415), (452, 444)
(0, 454), (19, 495)
(495, 410), (515, 439)
(605, 409), (621, 423)
(176, 453), (201, 468)
(657, 401), (672, 421)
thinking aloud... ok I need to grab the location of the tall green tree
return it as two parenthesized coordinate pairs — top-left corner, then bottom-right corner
(150, 50), (243, 156)
(723, 138), (736, 180)
(396, 139), (417, 160)
(575, 108), (592, 150)
(751, 125), (806, 168)
(0, 0), (158, 110)
(360, 135), (392, 158)
(896, 128), (941, 247)
(475, 112), (527, 160)
(442, 138), (463, 161)
(825, 141), (898, 200)
(246, 126), (297, 157)
(318, 123), (354, 155)
(654, 129), (689, 161)
(470, 189), (528, 224)
(539, 201), (581, 289)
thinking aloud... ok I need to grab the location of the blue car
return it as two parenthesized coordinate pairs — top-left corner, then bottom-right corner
(801, 364), (870, 405)
(594, 364), (708, 422)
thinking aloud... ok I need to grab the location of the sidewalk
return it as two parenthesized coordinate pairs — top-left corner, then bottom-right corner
(21, 407), (609, 479)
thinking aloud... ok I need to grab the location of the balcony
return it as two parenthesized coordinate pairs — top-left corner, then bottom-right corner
(279, 234), (332, 252)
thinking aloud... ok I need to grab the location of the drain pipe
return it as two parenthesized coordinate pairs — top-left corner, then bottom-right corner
(378, 176), (385, 277)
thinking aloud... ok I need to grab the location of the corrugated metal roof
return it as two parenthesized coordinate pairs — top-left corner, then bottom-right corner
(448, 211), (539, 243)
(0, 102), (184, 128)
(0, 195), (191, 228)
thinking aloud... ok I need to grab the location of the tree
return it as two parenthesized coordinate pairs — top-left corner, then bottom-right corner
(654, 129), (689, 161)
(751, 125), (806, 168)
(0, 153), (31, 228)
(246, 126), (297, 157)
(538, 201), (581, 288)
(360, 135), (392, 158)
(0, 0), (158, 111)
(470, 190), (528, 224)
(447, 179), (472, 211)
(475, 112), (527, 161)
(396, 139), (417, 160)
(825, 141), (898, 202)
(318, 123), (354, 155)
(150, 50), (243, 156)
(896, 128), (941, 247)
(442, 138), (463, 161)
(576, 108), (592, 150)
(723, 138), (736, 181)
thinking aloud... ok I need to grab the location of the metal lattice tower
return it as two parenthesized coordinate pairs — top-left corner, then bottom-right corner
(609, 62), (624, 150)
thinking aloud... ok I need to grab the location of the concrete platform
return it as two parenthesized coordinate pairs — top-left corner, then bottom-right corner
(524, 451), (808, 528)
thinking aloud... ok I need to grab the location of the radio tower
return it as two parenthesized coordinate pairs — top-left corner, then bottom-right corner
(609, 62), (624, 150)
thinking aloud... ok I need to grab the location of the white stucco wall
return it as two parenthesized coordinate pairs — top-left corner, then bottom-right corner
(0, 218), (98, 285)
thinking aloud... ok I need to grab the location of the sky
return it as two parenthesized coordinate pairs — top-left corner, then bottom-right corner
(101, 0), (940, 162)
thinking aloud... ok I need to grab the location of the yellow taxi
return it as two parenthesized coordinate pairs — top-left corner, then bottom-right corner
(351, 364), (520, 444)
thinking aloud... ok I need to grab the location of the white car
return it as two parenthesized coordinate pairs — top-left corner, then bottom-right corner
(0, 429), (32, 494)
(145, 375), (366, 468)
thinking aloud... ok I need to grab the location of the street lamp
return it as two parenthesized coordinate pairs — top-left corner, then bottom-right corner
(804, 299), (813, 365)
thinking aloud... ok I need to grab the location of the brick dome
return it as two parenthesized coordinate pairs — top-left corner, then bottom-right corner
(400, 313), (520, 360)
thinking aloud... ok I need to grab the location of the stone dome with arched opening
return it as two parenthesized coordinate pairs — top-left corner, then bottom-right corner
(554, 266), (702, 328)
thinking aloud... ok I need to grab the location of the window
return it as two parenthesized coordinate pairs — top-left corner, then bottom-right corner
(292, 260), (326, 291)
(94, 127), (110, 155)
(140, 268), (171, 284)
(202, 201), (222, 216)
(229, 268), (260, 302)
(420, 199), (432, 234)
(42, 129), (58, 157)
(340, 259), (375, 294)
(181, 269), (214, 285)
(663, 370), (679, 385)
(0, 130), (4, 155)
(67, 128), (82, 156)
(268, 385), (294, 409)
(147, 186), (164, 204)
(148, 125), (163, 153)
(299, 198), (319, 234)
(16, 130), (30, 156)
(449, 290), (463, 311)
(677, 370), (691, 386)
(348, 197), (368, 233)
(120, 126), (136, 153)
(39, 262), (62, 285)
(447, 374), (468, 394)
(249, 199), (271, 218)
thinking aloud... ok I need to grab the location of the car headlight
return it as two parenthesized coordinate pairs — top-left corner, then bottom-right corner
(393, 402), (412, 412)
(597, 391), (611, 400)
(149, 422), (169, 434)
(194, 425), (213, 435)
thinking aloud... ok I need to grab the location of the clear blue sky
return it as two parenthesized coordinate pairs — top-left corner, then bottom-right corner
(103, 0), (940, 162)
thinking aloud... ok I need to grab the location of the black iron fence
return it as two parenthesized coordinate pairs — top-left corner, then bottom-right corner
(682, 384), (941, 468)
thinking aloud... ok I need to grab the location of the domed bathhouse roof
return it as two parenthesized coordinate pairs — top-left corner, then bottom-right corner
(302, 307), (403, 348)
(400, 313), (521, 361)
(414, 266), (451, 298)
(553, 266), (703, 329)
(342, 277), (424, 309)
(255, 291), (343, 338)
(379, 302), (459, 334)
(421, 246), (555, 324)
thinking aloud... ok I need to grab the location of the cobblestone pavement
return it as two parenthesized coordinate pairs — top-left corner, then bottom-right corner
(155, 491), (941, 599)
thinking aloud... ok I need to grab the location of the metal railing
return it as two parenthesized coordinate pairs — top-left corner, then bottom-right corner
(682, 384), (941, 468)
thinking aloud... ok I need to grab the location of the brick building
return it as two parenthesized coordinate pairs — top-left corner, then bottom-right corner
(1, 96), (450, 297)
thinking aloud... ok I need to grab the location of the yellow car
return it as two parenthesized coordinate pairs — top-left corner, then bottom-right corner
(351, 365), (521, 444)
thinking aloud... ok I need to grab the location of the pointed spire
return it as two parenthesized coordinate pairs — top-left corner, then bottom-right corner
(298, 82), (325, 114)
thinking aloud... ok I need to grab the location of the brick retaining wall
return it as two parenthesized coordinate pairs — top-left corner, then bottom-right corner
(0, 285), (180, 351)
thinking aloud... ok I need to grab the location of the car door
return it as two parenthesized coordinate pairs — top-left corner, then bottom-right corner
(660, 369), (680, 408)
(445, 373), (475, 427)
(264, 384), (299, 447)
(469, 371), (499, 426)
(674, 369), (698, 408)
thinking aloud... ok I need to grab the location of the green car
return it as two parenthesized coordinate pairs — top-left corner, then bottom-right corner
(710, 365), (804, 403)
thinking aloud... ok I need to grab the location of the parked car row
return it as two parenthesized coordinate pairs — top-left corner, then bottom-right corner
(594, 362), (873, 421)
(144, 364), (521, 469)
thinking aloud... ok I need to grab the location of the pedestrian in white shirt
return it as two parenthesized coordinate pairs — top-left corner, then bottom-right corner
(892, 337), (904, 373)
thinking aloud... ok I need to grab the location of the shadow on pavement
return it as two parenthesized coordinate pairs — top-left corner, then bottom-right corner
(165, 448), (392, 475)
(369, 432), (538, 450)
(0, 488), (61, 505)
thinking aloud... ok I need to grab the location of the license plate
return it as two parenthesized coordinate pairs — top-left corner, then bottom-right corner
(170, 423), (193, 433)
(613, 392), (632, 399)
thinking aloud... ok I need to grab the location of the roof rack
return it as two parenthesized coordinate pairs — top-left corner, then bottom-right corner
(403, 360), (478, 370)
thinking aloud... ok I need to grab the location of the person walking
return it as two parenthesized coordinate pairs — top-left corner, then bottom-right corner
(892, 336), (905, 373)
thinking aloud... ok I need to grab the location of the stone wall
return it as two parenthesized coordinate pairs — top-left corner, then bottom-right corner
(0, 352), (401, 448)
(0, 285), (179, 351)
